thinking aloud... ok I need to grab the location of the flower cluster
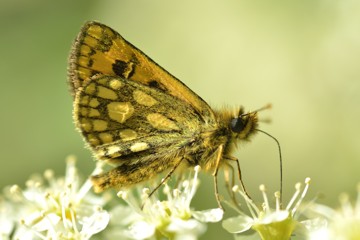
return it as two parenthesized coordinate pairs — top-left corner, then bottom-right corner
(99, 165), (223, 240)
(304, 183), (360, 240)
(1, 156), (359, 240)
(0, 158), (222, 240)
(0, 156), (110, 240)
(222, 178), (315, 240)
(222, 180), (360, 240)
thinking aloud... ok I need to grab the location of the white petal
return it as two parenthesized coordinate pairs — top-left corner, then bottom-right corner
(167, 218), (206, 234)
(167, 218), (206, 240)
(32, 213), (61, 232)
(12, 226), (37, 240)
(222, 215), (254, 233)
(192, 208), (224, 222)
(301, 217), (328, 231)
(0, 218), (14, 236)
(306, 226), (330, 240)
(127, 221), (155, 239)
(81, 210), (110, 237)
(109, 205), (142, 226)
(260, 210), (289, 224)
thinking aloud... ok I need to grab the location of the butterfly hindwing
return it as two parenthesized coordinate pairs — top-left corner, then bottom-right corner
(74, 75), (202, 162)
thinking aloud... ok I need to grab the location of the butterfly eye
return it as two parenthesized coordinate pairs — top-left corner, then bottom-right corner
(230, 117), (246, 133)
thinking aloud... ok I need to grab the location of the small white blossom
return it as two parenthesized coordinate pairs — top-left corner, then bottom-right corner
(1, 156), (110, 240)
(0, 198), (16, 239)
(305, 183), (360, 240)
(101, 165), (223, 240)
(223, 178), (318, 240)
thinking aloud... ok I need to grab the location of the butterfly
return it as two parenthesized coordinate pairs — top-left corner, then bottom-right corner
(68, 21), (264, 207)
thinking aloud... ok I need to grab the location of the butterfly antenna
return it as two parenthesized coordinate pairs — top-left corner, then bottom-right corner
(255, 129), (283, 206)
(240, 103), (272, 117)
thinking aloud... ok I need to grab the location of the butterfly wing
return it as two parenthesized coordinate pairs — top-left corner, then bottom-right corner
(69, 21), (215, 123)
(74, 74), (202, 154)
(74, 74), (204, 190)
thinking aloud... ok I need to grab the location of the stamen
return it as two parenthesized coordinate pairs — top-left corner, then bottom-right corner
(286, 182), (301, 211)
(189, 166), (201, 200)
(20, 218), (48, 240)
(173, 189), (181, 198)
(10, 185), (22, 196)
(233, 185), (260, 218)
(117, 190), (127, 199)
(274, 191), (281, 211)
(61, 192), (69, 229)
(339, 193), (352, 217)
(93, 161), (106, 175)
(70, 208), (79, 234)
(292, 178), (311, 216)
(142, 188), (150, 198)
(76, 178), (93, 203)
(163, 183), (170, 195)
(65, 156), (78, 187)
(259, 184), (270, 212)
(44, 169), (55, 181)
(45, 192), (60, 209)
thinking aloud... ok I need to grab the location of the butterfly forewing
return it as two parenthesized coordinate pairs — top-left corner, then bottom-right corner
(69, 21), (215, 123)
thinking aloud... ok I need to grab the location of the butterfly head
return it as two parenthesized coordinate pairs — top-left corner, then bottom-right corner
(229, 107), (258, 140)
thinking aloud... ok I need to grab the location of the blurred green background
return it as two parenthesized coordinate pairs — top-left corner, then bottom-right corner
(1, 0), (359, 239)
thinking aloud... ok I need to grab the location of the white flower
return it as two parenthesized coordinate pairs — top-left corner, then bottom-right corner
(0, 198), (16, 239)
(222, 178), (318, 240)
(305, 183), (360, 240)
(330, 186), (360, 240)
(1, 156), (110, 240)
(101, 165), (223, 240)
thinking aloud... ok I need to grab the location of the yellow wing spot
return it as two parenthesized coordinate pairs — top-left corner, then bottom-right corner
(83, 34), (98, 48)
(80, 44), (92, 56)
(147, 113), (180, 131)
(103, 26), (115, 38)
(87, 134), (100, 146)
(80, 95), (89, 105)
(106, 145), (122, 157)
(89, 108), (100, 117)
(85, 82), (96, 95)
(78, 56), (91, 67)
(78, 67), (92, 81)
(97, 86), (118, 100)
(130, 142), (149, 152)
(92, 120), (108, 131)
(87, 24), (102, 38)
(80, 118), (92, 132)
(89, 98), (100, 108)
(119, 129), (138, 141)
(95, 149), (106, 158)
(133, 90), (158, 107)
(109, 79), (122, 90)
(98, 78), (108, 86)
(107, 102), (134, 123)
(99, 132), (113, 143)
(80, 107), (89, 116)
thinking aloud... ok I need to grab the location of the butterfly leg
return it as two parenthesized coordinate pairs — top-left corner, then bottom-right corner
(213, 144), (225, 210)
(222, 161), (239, 207)
(145, 156), (184, 199)
(224, 155), (251, 200)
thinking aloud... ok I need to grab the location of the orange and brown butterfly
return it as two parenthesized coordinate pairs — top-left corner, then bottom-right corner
(68, 21), (261, 206)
